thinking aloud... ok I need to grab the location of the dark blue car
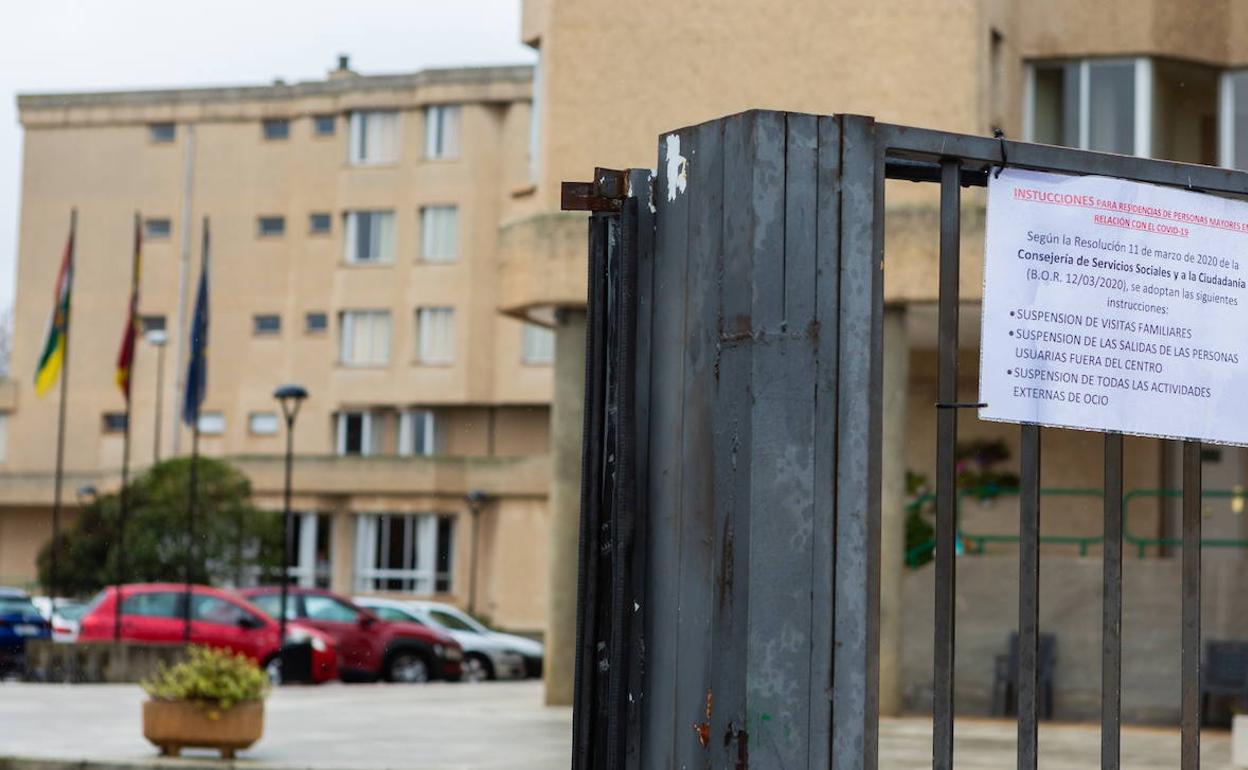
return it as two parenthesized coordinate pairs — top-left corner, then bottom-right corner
(0, 587), (51, 675)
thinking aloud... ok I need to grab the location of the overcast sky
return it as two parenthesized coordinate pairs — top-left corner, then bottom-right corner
(0, 0), (534, 314)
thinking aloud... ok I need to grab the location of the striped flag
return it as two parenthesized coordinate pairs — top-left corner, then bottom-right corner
(182, 219), (209, 426)
(34, 219), (76, 397)
(115, 213), (142, 400)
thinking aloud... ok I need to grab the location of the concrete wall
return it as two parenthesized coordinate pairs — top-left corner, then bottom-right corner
(902, 555), (1248, 724)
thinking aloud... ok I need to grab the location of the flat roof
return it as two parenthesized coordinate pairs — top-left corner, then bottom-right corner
(17, 64), (533, 112)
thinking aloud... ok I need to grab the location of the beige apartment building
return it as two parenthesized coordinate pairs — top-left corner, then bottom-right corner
(505, 0), (1248, 710)
(0, 59), (556, 633)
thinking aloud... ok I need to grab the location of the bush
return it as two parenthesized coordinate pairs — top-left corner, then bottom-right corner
(142, 645), (269, 714)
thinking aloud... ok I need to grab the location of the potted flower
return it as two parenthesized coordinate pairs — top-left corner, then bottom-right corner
(141, 645), (270, 759)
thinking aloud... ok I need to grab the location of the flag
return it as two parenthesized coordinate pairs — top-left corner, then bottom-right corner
(182, 220), (209, 426)
(34, 219), (75, 397)
(115, 213), (142, 400)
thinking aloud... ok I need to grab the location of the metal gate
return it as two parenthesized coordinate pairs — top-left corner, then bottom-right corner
(565, 110), (1248, 769)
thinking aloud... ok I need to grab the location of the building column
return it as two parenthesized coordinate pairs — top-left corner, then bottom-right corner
(329, 505), (354, 595)
(879, 305), (909, 716)
(545, 308), (585, 706)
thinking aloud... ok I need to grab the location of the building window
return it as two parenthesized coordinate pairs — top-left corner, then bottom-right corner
(339, 310), (391, 366)
(290, 513), (332, 588)
(305, 312), (328, 334)
(253, 314), (281, 335)
(343, 211), (396, 264)
(521, 323), (555, 364)
(398, 409), (439, 456)
(348, 110), (400, 165)
(257, 216), (285, 237)
(262, 118), (290, 140)
(313, 115), (336, 136)
(248, 412), (279, 435)
(415, 307), (454, 364)
(424, 105), (460, 159)
(0, 413), (8, 464)
(309, 212), (332, 235)
(336, 411), (380, 456)
(102, 412), (128, 433)
(1026, 58), (1150, 157)
(353, 513), (455, 593)
(419, 206), (458, 262)
(197, 411), (225, 435)
(144, 218), (172, 240)
(140, 315), (166, 333)
(148, 123), (176, 143)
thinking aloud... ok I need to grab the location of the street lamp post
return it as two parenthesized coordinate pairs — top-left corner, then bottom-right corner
(273, 384), (308, 656)
(146, 329), (168, 463)
(465, 490), (490, 616)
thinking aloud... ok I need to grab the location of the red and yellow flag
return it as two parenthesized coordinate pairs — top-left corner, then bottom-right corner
(115, 213), (141, 399)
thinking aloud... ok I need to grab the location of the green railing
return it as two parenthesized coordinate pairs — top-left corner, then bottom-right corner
(904, 487), (1248, 566)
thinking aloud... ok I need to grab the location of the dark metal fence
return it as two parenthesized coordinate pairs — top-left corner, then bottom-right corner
(567, 110), (1248, 769)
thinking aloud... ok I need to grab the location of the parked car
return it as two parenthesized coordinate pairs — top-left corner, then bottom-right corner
(240, 587), (463, 684)
(77, 584), (339, 684)
(367, 599), (542, 679)
(30, 597), (88, 643)
(0, 587), (52, 675)
(354, 596), (526, 682)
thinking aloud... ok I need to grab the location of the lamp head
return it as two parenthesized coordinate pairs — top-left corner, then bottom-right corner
(272, 384), (309, 422)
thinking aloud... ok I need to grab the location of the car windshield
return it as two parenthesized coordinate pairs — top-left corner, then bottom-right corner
(369, 605), (421, 623)
(57, 603), (87, 621)
(428, 609), (480, 632)
(249, 593), (298, 620)
(0, 598), (38, 616)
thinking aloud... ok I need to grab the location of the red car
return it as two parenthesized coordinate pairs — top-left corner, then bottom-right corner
(78, 584), (338, 684)
(238, 587), (463, 683)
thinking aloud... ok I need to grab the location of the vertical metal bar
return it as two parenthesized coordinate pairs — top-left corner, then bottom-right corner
(1017, 424), (1041, 770)
(932, 159), (960, 770)
(1181, 439), (1202, 770)
(1101, 432), (1123, 770)
(832, 113), (883, 770)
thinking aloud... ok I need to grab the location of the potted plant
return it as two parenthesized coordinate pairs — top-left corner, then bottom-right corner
(141, 645), (270, 759)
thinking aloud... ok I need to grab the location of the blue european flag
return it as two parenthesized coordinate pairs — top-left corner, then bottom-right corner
(182, 219), (210, 427)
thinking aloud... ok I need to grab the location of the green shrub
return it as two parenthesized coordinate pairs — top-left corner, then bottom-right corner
(142, 645), (269, 714)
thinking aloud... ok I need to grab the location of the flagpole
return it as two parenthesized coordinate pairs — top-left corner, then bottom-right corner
(182, 216), (208, 643)
(115, 211), (140, 642)
(49, 208), (76, 614)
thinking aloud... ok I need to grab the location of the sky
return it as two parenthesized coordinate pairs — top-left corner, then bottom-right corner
(0, 0), (535, 315)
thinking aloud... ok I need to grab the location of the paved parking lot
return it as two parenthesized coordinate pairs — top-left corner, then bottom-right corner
(0, 680), (1236, 769)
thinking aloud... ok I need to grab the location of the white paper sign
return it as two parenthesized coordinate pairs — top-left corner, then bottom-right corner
(980, 168), (1248, 445)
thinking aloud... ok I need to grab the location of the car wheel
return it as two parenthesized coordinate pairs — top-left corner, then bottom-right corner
(463, 654), (494, 683)
(265, 656), (283, 686)
(387, 652), (430, 684)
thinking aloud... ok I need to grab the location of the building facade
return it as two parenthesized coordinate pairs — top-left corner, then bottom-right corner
(0, 59), (554, 633)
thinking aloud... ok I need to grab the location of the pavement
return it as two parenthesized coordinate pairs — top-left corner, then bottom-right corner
(0, 680), (1239, 769)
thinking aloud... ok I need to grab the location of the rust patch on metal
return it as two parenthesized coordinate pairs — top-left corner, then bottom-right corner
(693, 689), (714, 748)
(723, 723), (748, 768)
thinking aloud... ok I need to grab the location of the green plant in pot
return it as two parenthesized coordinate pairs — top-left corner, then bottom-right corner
(141, 645), (270, 759)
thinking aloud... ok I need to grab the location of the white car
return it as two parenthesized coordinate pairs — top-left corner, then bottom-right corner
(30, 597), (87, 643)
(354, 597), (541, 682)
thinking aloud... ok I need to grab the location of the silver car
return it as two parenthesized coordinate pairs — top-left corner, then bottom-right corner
(354, 597), (532, 682)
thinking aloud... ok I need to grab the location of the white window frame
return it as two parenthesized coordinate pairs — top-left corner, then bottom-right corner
(353, 512), (450, 594)
(343, 211), (396, 264)
(197, 411), (225, 435)
(248, 412), (279, 436)
(1023, 57), (1152, 158)
(521, 322), (555, 364)
(335, 411), (378, 457)
(288, 512), (332, 588)
(398, 409), (438, 457)
(419, 206), (459, 262)
(1219, 70), (1248, 169)
(415, 307), (455, 365)
(424, 105), (461, 160)
(339, 310), (391, 367)
(348, 110), (400, 165)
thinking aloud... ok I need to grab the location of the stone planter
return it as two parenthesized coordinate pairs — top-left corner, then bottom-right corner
(142, 699), (264, 759)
